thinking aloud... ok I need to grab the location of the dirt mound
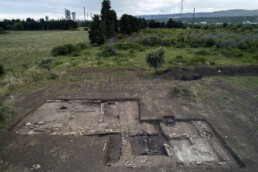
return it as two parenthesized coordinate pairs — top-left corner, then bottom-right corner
(163, 65), (258, 81)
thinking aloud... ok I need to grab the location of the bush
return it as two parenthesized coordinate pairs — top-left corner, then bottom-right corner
(114, 42), (144, 51)
(0, 64), (4, 76)
(14, 22), (24, 31)
(146, 48), (165, 73)
(194, 49), (211, 56)
(171, 87), (192, 97)
(175, 42), (185, 48)
(203, 36), (215, 47)
(238, 40), (249, 49)
(169, 55), (186, 65)
(37, 58), (52, 68)
(190, 43), (200, 48)
(71, 52), (80, 57)
(137, 36), (161, 46)
(52, 44), (78, 56)
(117, 34), (123, 40)
(77, 43), (88, 50)
(98, 44), (117, 57)
(0, 27), (7, 34)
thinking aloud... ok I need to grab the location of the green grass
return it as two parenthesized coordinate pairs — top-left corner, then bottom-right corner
(0, 31), (89, 73)
(0, 29), (257, 98)
(205, 76), (258, 90)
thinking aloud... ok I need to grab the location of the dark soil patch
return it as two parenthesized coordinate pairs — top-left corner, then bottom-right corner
(163, 65), (258, 81)
(107, 135), (121, 164)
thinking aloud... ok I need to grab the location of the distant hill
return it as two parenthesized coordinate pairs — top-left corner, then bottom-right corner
(138, 9), (258, 20)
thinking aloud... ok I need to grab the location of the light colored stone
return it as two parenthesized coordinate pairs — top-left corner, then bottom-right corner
(37, 121), (46, 125)
(31, 164), (41, 170)
(25, 122), (32, 126)
(196, 161), (202, 165)
(164, 143), (174, 157)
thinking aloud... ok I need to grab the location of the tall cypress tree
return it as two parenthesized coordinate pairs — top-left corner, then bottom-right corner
(89, 15), (104, 45)
(101, 0), (117, 39)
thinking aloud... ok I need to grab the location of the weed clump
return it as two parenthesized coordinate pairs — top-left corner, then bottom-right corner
(52, 44), (78, 56)
(146, 48), (165, 74)
(114, 42), (144, 51)
(98, 44), (117, 58)
(52, 43), (87, 57)
(0, 102), (15, 130)
(37, 58), (52, 69)
(37, 58), (57, 80)
(77, 43), (88, 50)
(171, 87), (192, 97)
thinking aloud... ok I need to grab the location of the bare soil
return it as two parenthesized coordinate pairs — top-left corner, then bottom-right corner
(0, 66), (257, 172)
(163, 65), (258, 81)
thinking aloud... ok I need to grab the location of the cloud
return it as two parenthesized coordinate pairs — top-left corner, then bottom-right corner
(0, 0), (257, 19)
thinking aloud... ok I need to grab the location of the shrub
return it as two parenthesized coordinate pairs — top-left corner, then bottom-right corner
(14, 22), (24, 31)
(0, 27), (7, 34)
(169, 55), (184, 65)
(137, 36), (161, 46)
(52, 44), (78, 56)
(37, 58), (52, 68)
(238, 40), (249, 49)
(171, 87), (192, 97)
(76, 43), (88, 50)
(71, 52), (80, 57)
(190, 43), (200, 48)
(175, 42), (185, 48)
(0, 64), (4, 76)
(114, 42), (144, 51)
(98, 44), (117, 57)
(203, 36), (215, 47)
(146, 48), (165, 73)
(188, 56), (213, 65)
(117, 34), (123, 40)
(84, 27), (89, 31)
(194, 49), (211, 56)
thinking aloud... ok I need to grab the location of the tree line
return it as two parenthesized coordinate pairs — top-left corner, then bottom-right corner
(147, 18), (185, 29)
(0, 18), (77, 31)
(89, 0), (185, 45)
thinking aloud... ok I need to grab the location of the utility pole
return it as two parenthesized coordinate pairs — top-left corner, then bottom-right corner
(83, 7), (86, 21)
(180, 0), (185, 20)
(192, 8), (195, 28)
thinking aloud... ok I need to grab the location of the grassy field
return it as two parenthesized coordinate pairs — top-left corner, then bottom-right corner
(0, 29), (257, 97)
(0, 31), (89, 73)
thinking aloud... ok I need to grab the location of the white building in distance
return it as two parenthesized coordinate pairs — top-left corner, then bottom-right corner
(65, 8), (71, 20)
(72, 12), (76, 21)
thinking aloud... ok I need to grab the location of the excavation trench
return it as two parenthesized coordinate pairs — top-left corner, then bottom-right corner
(16, 99), (244, 169)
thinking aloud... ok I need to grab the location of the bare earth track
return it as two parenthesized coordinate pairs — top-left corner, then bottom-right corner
(0, 66), (257, 172)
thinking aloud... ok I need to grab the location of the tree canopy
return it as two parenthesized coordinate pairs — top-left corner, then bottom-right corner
(89, 15), (105, 45)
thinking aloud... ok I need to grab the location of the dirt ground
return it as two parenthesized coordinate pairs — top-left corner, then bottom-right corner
(0, 67), (257, 172)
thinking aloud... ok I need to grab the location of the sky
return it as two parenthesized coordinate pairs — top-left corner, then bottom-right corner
(0, 0), (258, 20)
